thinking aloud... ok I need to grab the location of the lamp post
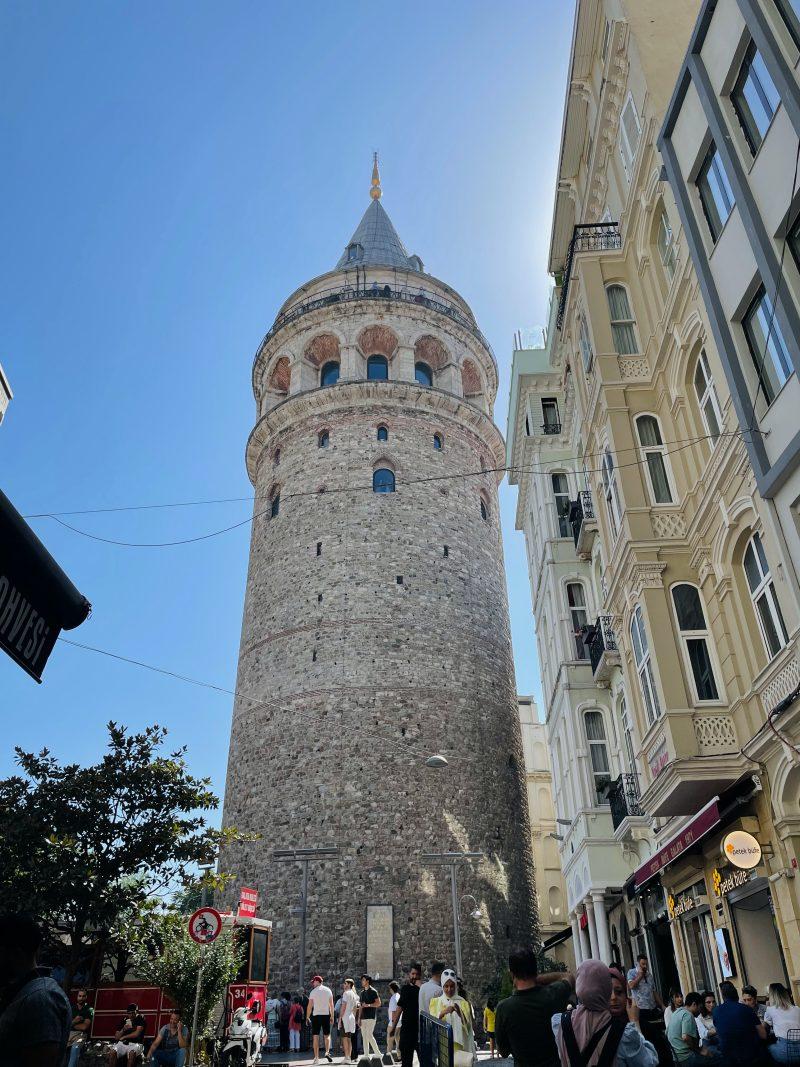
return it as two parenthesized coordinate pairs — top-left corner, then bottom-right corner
(273, 847), (339, 988)
(420, 852), (483, 977)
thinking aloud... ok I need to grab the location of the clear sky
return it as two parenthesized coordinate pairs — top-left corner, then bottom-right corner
(0, 1), (572, 802)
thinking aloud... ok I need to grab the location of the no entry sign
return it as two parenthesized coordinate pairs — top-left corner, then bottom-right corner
(188, 907), (222, 944)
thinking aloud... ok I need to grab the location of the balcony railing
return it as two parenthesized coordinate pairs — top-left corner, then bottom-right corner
(542, 421), (562, 435)
(569, 490), (595, 548)
(556, 223), (622, 331)
(586, 615), (618, 677)
(608, 773), (645, 830)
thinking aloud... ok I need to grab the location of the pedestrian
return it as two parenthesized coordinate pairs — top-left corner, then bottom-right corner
(742, 985), (767, 1022)
(608, 965), (659, 1067)
(419, 962), (444, 1019)
(0, 913), (72, 1067)
(430, 969), (474, 1057)
(387, 981), (401, 1055)
(307, 973), (335, 1065)
(665, 991), (707, 1065)
(712, 980), (768, 1065)
(494, 946), (575, 1067)
(391, 962), (422, 1067)
(289, 995), (304, 1053)
(698, 992), (717, 1048)
(107, 1002), (147, 1067)
(626, 955), (664, 1028)
(551, 960), (628, 1067)
(147, 1009), (189, 1066)
(483, 997), (497, 1058)
(66, 988), (94, 1067)
(764, 982), (800, 1063)
(357, 974), (382, 1058)
(663, 990), (684, 1026)
(279, 990), (292, 1053)
(340, 978), (359, 1062)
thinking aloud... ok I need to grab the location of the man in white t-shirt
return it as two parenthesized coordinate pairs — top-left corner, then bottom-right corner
(418, 962), (444, 1026)
(307, 974), (334, 1065)
(339, 977), (359, 1062)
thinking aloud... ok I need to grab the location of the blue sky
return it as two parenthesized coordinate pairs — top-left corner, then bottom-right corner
(0, 1), (571, 802)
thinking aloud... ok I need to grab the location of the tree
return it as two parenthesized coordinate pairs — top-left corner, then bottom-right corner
(0, 722), (244, 987)
(127, 909), (244, 1041)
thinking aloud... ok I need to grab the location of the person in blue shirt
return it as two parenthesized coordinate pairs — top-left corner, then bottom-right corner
(712, 980), (770, 1066)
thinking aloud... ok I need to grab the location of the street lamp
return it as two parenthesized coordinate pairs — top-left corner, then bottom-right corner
(420, 851), (484, 978)
(273, 847), (339, 988)
(458, 893), (483, 921)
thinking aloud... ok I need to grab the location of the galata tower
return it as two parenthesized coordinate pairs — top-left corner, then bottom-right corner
(222, 159), (537, 995)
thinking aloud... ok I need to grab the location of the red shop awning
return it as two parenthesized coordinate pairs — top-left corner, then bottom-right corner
(634, 797), (721, 889)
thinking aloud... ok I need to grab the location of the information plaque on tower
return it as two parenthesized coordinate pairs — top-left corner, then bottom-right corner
(366, 904), (394, 980)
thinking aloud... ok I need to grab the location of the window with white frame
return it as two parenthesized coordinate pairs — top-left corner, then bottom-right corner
(566, 582), (589, 660)
(636, 415), (674, 505)
(671, 584), (721, 702)
(619, 93), (642, 179)
(693, 349), (723, 441)
(551, 473), (571, 538)
(656, 207), (677, 280)
(744, 532), (788, 659)
(601, 18), (611, 60)
(606, 285), (638, 354)
(602, 447), (622, 537)
(631, 605), (661, 726)
(578, 313), (594, 372)
(584, 711), (611, 803)
(619, 696), (637, 776)
(542, 397), (561, 433)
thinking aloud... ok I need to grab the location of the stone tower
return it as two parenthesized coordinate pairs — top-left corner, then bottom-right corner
(222, 162), (537, 995)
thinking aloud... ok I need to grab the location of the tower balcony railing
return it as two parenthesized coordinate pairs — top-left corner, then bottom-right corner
(260, 282), (495, 360)
(569, 490), (597, 558)
(556, 223), (622, 331)
(608, 773), (646, 831)
(585, 615), (620, 684)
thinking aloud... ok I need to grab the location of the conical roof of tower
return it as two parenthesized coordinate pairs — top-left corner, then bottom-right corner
(335, 156), (423, 272)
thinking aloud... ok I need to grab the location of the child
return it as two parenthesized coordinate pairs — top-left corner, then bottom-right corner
(483, 997), (497, 1058)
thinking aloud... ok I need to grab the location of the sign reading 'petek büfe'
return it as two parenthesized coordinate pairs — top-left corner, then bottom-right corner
(721, 830), (762, 870)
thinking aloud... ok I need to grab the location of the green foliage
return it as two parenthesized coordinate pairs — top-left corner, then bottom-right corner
(127, 909), (245, 1038)
(0, 722), (246, 985)
(483, 954), (567, 1004)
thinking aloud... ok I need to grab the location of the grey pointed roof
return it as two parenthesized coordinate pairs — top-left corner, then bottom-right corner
(336, 199), (423, 272)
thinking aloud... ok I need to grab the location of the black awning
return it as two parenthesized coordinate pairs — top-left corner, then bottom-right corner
(0, 488), (91, 681)
(542, 926), (573, 951)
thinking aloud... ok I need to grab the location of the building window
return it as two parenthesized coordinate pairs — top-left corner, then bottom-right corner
(377, 425), (389, 442)
(619, 93), (642, 180)
(602, 447), (622, 537)
(744, 532), (788, 659)
(270, 493), (280, 518)
(631, 605), (661, 726)
(636, 415), (674, 505)
(320, 361), (340, 387)
(578, 313), (594, 372)
(584, 711), (611, 804)
(525, 414), (531, 436)
(671, 584), (720, 702)
(347, 242), (361, 262)
(551, 473), (571, 538)
(318, 430), (329, 448)
(367, 354), (389, 380)
(433, 433), (443, 450)
(542, 397), (560, 433)
(601, 18), (611, 60)
(274, 448), (281, 465)
(373, 468), (395, 494)
(789, 212), (800, 276)
(606, 285), (637, 355)
(693, 350), (723, 441)
(743, 286), (793, 405)
(619, 697), (637, 776)
(567, 583), (589, 660)
(732, 42), (780, 156)
(776, 0), (800, 48)
(697, 144), (735, 242)
(480, 497), (489, 521)
(415, 362), (433, 387)
(656, 208), (677, 280)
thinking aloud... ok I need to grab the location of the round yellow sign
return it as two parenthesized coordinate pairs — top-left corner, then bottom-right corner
(722, 830), (761, 870)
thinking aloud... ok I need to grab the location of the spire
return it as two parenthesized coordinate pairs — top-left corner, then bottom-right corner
(370, 152), (382, 200)
(335, 156), (424, 272)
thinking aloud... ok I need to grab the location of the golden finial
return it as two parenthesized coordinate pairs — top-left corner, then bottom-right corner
(370, 151), (382, 200)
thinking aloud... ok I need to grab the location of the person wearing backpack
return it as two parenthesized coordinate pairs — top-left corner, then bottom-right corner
(551, 960), (644, 1067)
(278, 991), (292, 1052)
(289, 995), (305, 1052)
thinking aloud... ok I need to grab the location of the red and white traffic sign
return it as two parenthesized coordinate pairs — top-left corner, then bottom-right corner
(188, 906), (222, 944)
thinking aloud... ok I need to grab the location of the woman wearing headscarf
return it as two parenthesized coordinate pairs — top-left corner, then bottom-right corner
(551, 960), (657, 1067)
(429, 969), (475, 1061)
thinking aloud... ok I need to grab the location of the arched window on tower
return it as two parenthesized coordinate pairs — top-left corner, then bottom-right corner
(377, 425), (389, 442)
(373, 468), (395, 493)
(270, 491), (280, 518)
(320, 361), (340, 387)
(318, 430), (329, 448)
(480, 495), (489, 521)
(367, 355), (389, 381)
(433, 433), (443, 450)
(415, 362), (433, 387)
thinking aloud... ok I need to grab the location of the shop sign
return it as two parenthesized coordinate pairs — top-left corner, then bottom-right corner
(634, 798), (721, 888)
(711, 866), (754, 897)
(667, 892), (696, 920)
(721, 830), (761, 870)
(648, 737), (669, 779)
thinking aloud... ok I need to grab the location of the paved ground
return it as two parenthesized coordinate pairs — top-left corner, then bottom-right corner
(258, 1054), (510, 1066)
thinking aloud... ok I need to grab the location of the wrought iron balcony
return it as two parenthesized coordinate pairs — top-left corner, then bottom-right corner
(569, 490), (597, 557)
(556, 223), (622, 331)
(586, 615), (620, 683)
(608, 773), (645, 831)
(541, 421), (562, 435)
